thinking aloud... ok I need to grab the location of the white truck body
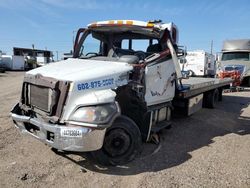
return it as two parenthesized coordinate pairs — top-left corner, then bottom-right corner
(181, 50), (216, 77)
(10, 20), (231, 165)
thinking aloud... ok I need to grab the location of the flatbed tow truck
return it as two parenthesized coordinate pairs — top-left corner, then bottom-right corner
(11, 20), (232, 165)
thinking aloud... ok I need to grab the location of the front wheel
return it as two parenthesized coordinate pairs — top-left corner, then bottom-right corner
(91, 116), (142, 166)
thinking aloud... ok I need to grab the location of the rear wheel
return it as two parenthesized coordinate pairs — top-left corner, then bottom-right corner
(247, 77), (250, 87)
(92, 116), (142, 166)
(203, 89), (219, 108)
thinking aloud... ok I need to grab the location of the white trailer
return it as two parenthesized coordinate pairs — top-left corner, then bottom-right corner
(1, 55), (25, 70)
(11, 20), (232, 166)
(12, 55), (25, 70)
(181, 50), (216, 77)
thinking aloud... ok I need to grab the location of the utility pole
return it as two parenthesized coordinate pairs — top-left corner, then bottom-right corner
(210, 40), (213, 54)
(73, 30), (76, 53)
(56, 51), (58, 61)
(32, 44), (35, 57)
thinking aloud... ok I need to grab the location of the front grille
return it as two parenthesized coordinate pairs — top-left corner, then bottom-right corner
(21, 75), (70, 119)
(224, 65), (245, 75)
(29, 84), (52, 112)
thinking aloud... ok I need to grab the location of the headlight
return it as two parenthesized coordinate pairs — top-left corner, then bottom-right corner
(69, 103), (118, 124)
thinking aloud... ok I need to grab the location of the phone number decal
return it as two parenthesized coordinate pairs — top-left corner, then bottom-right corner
(77, 78), (114, 91)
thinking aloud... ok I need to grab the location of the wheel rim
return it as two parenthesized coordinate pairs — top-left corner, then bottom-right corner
(103, 128), (131, 157)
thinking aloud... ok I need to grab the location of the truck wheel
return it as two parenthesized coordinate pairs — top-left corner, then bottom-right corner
(248, 77), (250, 87)
(218, 88), (223, 101)
(203, 89), (219, 108)
(91, 116), (142, 166)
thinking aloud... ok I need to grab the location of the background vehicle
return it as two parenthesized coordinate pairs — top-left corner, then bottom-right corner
(218, 39), (250, 86)
(180, 50), (216, 77)
(11, 20), (232, 165)
(0, 50), (6, 73)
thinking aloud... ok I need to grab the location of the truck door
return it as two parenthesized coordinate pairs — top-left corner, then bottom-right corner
(144, 58), (176, 106)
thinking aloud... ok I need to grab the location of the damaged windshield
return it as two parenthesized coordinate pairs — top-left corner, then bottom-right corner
(75, 28), (163, 61)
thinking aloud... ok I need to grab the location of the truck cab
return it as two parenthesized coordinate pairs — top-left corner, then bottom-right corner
(218, 39), (250, 86)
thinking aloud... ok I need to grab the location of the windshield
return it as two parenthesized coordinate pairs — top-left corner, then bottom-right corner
(78, 33), (101, 58)
(221, 52), (250, 61)
(75, 29), (163, 61)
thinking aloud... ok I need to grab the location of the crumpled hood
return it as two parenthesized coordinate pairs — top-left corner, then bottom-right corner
(27, 58), (133, 82)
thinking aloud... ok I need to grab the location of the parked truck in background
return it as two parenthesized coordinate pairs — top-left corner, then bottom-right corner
(10, 20), (232, 165)
(180, 50), (216, 77)
(0, 50), (6, 73)
(218, 39), (250, 86)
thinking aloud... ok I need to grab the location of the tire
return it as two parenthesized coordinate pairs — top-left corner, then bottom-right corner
(203, 89), (219, 108)
(218, 88), (223, 101)
(91, 116), (142, 166)
(248, 77), (250, 87)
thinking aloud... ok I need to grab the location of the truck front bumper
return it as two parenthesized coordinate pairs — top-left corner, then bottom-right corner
(10, 104), (107, 152)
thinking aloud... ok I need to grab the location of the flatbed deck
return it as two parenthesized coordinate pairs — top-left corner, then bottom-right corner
(176, 77), (232, 98)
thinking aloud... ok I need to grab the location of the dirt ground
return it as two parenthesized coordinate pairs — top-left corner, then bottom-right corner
(0, 71), (250, 188)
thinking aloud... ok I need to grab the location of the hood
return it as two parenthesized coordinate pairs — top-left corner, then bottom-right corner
(27, 58), (133, 82)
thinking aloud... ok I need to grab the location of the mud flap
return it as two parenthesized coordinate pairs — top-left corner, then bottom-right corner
(141, 111), (152, 142)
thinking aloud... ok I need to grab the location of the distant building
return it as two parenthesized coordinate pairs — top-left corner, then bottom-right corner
(13, 47), (53, 66)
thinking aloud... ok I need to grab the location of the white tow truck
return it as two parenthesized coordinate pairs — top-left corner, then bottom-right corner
(11, 20), (232, 165)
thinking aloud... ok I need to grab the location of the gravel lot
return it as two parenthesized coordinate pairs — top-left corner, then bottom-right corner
(0, 71), (249, 188)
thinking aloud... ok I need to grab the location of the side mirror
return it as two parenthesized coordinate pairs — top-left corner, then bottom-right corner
(179, 58), (187, 64)
(176, 46), (187, 57)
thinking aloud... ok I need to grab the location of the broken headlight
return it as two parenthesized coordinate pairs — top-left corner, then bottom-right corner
(69, 103), (118, 124)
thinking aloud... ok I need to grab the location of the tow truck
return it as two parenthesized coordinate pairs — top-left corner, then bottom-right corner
(10, 20), (232, 165)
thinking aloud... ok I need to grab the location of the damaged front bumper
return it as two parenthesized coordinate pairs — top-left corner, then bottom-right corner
(10, 103), (111, 152)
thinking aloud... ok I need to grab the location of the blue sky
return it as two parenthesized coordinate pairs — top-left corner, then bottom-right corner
(0, 0), (249, 59)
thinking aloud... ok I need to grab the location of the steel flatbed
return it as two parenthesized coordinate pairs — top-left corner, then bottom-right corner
(176, 77), (232, 99)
